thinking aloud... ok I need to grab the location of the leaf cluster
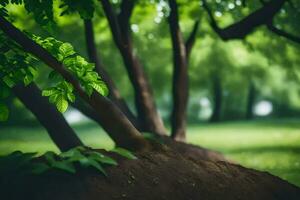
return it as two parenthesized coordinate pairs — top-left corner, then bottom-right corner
(0, 146), (137, 178)
(33, 36), (108, 94)
(0, 0), (54, 26)
(0, 32), (37, 120)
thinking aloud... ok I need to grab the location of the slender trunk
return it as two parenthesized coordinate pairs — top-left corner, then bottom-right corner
(119, 44), (166, 135)
(13, 84), (83, 152)
(168, 0), (199, 141)
(210, 75), (222, 122)
(0, 15), (149, 151)
(168, 0), (188, 141)
(246, 81), (255, 120)
(100, 0), (167, 136)
(83, 20), (139, 128)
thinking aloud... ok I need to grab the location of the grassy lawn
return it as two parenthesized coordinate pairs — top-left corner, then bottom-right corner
(1, 119), (300, 187)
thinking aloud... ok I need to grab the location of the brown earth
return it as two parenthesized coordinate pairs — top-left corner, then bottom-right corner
(1, 146), (300, 200)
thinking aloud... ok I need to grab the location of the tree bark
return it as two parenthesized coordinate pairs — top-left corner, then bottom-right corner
(168, 0), (188, 141)
(12, 84), (83, 152)
(246, 81), (255, 120)
(210, 75), (222, 122)
(83, 20), (139, 128)
(266, 22), (300, 44)
(168, 0), (199, 141)
(0, 15), (149, 151)
(100, 0), (167, 136)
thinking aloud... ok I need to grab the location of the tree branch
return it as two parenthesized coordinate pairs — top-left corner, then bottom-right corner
(266, 23), (300, 44)
(185, 20), (199, 59)
(0, 15), (149, 150)
(13, 83), (83, 151)
(202, 0), (286, 40)
(257, 0), (300, 44)
(100, 0), (124, 48)
(117, 0), (135, 35)
(71, 99), (101, 123)
(84, 19), (139, 126)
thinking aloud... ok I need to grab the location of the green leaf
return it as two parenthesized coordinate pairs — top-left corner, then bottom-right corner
(0, 84), (11, 99)
(43, 151), (76, 174)
(23, 73), (33, 86)
(0, 103), (9, 121)
(111, 148), (137, 160)
(28, 66), (38, 77)
(31, 163), (50, 174)
(84, 84), (94, 96)
(59, 43), (75, 58)
(49, 94), (58, 103)
(90, 81), (108, 96)
(56, 95), (68, 113)
(67, 92), (75, 102)
(86, 159), (107, 176)
(0, 151), (36, 174)
(48, 70), (62, 81)
(60, 148), (84, 160)
(78, 157), (106, 176)
(88, 152), (118, 166)
(42, 88), (57, 97)
(52, 161), (76, 174)
(2, 75), (15, 88)
(43, 151), (57, 163)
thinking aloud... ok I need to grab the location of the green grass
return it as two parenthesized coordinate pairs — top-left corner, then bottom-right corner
(187, 119), (300, 187)
(1, 119), (300, 187)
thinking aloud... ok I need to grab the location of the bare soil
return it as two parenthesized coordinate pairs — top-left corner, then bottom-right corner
(1, 146), (300, 200)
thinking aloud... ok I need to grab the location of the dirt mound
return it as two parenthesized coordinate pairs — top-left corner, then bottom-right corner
(162, 136), (228, 162)
(1, 149), (300, 200)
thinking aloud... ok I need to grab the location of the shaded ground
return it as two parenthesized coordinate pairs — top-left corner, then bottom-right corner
(1, 119), (300, 186)
(1, 148), (300, 200)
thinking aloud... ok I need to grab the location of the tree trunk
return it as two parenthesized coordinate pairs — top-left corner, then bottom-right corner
(168, 0), (188, 142)
(246, 81), (255, 120)
(210, 75), (222, 122)
(119, 43), (166, 135)
(168, 0), (199, 141)
(100, 0), (167, 136)
(12, 84), (83, 152)
(83, 20), (139, 129)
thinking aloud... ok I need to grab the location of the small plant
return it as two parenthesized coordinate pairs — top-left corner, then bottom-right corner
(0, 146), (137, 177)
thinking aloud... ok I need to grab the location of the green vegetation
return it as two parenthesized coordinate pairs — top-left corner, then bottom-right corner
(1, 119), (299, 186)
(0, 146), (135, 178)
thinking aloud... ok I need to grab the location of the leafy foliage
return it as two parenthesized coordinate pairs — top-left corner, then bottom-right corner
(0, 31), (38, 120)
(0, 146), (136, 178)
(111, 147), (137, 160)
(30, 35), (108, 112)
(0, 0), (54, 26)
(0, 103), (9, 121)
(0, 0), (95, 24)
(60, 0), (96, 19)
(42, 81), (74, 113)
(0, 28), (108, 115)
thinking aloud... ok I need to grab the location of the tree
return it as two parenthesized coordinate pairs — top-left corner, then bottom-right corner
(168, 0), (199, 140)
(1, 2), (300, 198)
(100, 0), (167, 135)
(0, 13), (148, 151)
(1, 0), (299, 152)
